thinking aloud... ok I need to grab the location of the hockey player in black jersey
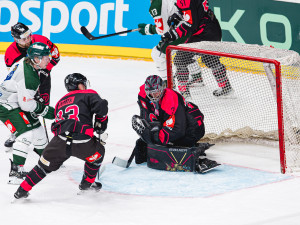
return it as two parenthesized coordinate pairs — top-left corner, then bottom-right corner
(14, 73), (108, 199)
(161, 0), (234, 97)
(132, 75), (220, 173)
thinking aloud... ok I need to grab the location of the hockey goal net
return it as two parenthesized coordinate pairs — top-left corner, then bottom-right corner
(166, 41), (300, 173)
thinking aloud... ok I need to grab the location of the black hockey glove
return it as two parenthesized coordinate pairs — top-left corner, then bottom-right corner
(161, 28), (179, 43)
(34, 93), (45, 105)
(167, 12), (183, 27)
(94, 115), (108, 134)
(132, 115), (153, 144)
(39, 69), (50, 77)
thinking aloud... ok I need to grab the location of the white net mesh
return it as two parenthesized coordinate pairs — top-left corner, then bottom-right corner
(167, 41), (300, 173)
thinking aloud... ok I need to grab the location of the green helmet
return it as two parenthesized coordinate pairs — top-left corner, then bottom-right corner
(27, 42), (50, 59)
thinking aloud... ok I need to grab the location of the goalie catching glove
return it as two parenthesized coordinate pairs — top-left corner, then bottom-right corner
(132, 115), (161, 144)
(94, 115), (108, 134)
(34, 102), (55, 119)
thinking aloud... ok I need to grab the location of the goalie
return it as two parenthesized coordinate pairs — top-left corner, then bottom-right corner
(132, 75), (220, 173)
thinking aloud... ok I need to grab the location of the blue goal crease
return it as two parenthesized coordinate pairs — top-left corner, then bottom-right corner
(70, 163), (293, 198)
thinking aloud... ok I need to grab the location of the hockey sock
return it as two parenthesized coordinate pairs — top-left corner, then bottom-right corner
(83, 162), (101, 184)
(212, 64), (230, 88)
(33, 148), (44, 156)
(13, 155), (26, 166)
(20, 165), (48, 192)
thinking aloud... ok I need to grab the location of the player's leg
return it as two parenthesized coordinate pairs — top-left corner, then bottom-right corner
(202, 55), (233, 96)
(151, 46), (167, 80)
(32, 125), (48, 156)
(72, 138), (105, 190)
(14, 136), (66, 199)
(0, 107), (41, 184)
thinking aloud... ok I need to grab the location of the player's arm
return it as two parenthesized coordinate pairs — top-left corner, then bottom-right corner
(46, 41), (60, 71)
(89, 92), (109, 134)
(5, 44), (23, 70)
(162, 0), (205, 42)
(138, 0), (162, 35)
(17, 63), (54, 119)
(153, 103), (186, 145)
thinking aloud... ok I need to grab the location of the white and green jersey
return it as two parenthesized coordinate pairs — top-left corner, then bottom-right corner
(149, 0), (178, 35)
(0, 58), (40, 112)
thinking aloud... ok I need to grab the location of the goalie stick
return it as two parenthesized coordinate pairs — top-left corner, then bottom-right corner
(112, 147), (136, 168)
(81, 26), (140, 40)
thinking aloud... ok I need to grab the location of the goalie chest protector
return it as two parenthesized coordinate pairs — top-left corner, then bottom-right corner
(147, 144), (201, 172)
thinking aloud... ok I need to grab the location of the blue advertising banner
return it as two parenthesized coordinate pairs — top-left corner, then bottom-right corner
(0, 0), (160, 49)
(0, 0), (299, 57)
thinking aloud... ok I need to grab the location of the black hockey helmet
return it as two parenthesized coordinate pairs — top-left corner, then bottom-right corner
(144, 75), (164, 102)
(11, 22), (32, 39)
(64, 73), (88, 92)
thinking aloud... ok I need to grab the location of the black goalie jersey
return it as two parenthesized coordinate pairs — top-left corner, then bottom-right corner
(51, 89), (108, 139)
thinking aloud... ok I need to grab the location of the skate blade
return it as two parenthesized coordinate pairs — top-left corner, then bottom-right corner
(199, 164), (222, 174)
(11, 196), (30, 204)
(215, 90), (236, 99)
(77, 182), (102, 195)
(190, 83), (205, 88)
(4, 147), (12, 153)
(8, 178), (24, 185)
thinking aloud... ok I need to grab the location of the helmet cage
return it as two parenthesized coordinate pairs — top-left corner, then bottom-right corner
(145, 87), (164, 102)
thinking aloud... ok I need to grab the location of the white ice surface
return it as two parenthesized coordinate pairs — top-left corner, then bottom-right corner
(0, 56), (300, 225)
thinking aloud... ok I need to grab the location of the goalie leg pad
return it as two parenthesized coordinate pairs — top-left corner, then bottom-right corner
(147, 144), (201, 172)
(134, 138), (148, 164)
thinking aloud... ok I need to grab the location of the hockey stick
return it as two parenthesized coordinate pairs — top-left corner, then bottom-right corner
(112, 147), (136, 168)
(81, 26), (140, 40)
(43, 118), (49, 143)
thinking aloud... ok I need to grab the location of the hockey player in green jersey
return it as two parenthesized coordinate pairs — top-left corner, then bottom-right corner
(0, 42), (55, 184)
(138, 0), (187, 80)
(138, 0), (234, 98)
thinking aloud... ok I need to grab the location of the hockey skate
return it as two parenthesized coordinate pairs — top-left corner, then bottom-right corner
(213, 86), (235, 98)
(14, 186), (29, 199)
(8, 159), (28, 185)
(195, 158), (221, 174)
(78, 175), (102, 194)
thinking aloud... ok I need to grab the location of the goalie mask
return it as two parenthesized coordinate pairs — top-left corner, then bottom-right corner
(145, 75), (164, 102)
(64, 73), (89, 92)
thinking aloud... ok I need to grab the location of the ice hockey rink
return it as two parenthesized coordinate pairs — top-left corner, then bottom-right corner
(1, 55), (300, 225)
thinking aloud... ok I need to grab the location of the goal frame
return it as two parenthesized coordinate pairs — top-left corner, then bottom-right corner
(166, 45), (286, 173)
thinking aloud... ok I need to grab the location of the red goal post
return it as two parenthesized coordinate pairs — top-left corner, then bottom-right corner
(166, 42), (300, 174)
